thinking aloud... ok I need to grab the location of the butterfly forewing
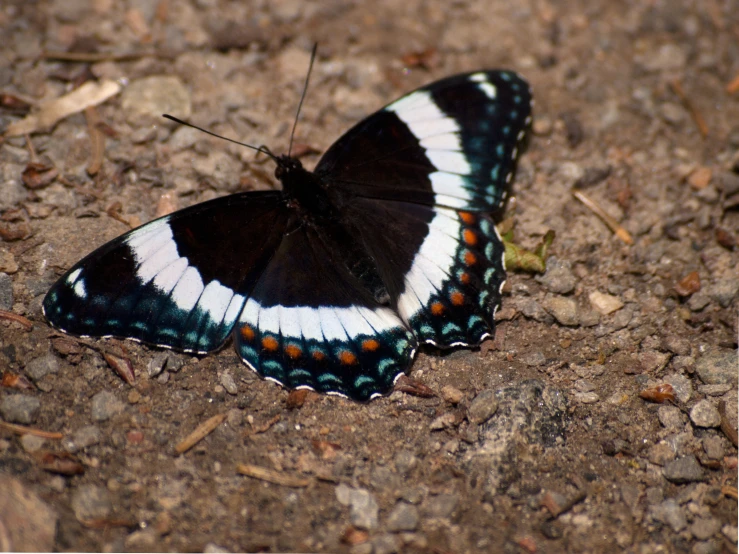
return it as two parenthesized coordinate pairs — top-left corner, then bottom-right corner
(43, 192), (286, 353)
(316, 70), (532, 213)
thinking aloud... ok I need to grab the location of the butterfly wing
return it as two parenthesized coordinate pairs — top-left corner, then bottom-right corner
(43, 191), (288, 353)
(315, 70), (530, 347)
(233, 214), (416, 400)
(315, 70), (532, 212)
(335, 196), (505, 347)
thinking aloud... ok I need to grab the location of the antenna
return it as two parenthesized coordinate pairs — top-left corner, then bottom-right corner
(288, 43), (318, 157)
(161, 114), (277, 161)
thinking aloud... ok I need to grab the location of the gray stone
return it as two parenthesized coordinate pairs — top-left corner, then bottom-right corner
(219, 371), (238, 395)
(647, 442), (675, 466)
(467, 389), (498, 424)
(706, 279), (738, 308)
(662, 335), (691, 356)
(20, 434), (46, 453)
(663, 456), (707, 483)
(650, 498), (686, 531)
(573, 391), (599, 404)
(0, 272), (12, 309)
(688, 293), (711, 311)
(424, 493), (459, 519)
(521, 350), (546, 367)
(638, 43), (687, 72)
(336, 486), (378, 530)
(512, 297), (553, 323)
(71, 484), (112, 521)
(698, 384), (732, 396)
(658, 405), (686, 429)
(695, 348), (737, 385)
(689, 400), (721, 428)
(90, 391), (125, 422)
(690, 517), (722, 540)
(371, 533), (399, 554)
(691, 541), (720, 554)
(702, 436), (725, 460)
(664, 373), (692, 403)
(370, 465), (399, 491)
(121, 76), (191, 125)
(588, 290), (624, 315)
(394, 450), (417, 475)
(542, 296), (580, 326)
(722, 524), (738, 543)
(536, 257), (576, 294)
(0, 394), (41, 424)
(24, 354), (60, 381)
(385, 502), (419, 532)
(73, 425), (102, 450)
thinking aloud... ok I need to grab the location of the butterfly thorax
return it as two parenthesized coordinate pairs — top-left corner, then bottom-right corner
(276, 154), (337, 220)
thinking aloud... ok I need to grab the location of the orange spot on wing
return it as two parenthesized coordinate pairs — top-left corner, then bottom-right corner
(459, 211), (476, 224)
(464, 251), (477, 266)
(240, 325), (255, 341)
(362, 339), (380, 352)
(262, 336), (279, 351)
(450, 291), (465, 306)
(430, 302), (445, 316)
(285, 344), (302, 359)
(459, 272), (471, 285)
(312, 350), (326, 361)
(339, 350), (358, 365)
(463, 229), (478, 246)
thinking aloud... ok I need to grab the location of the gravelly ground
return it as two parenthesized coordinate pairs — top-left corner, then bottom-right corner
(0, 1), (737, 553)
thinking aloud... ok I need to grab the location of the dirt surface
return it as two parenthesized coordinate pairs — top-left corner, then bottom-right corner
(1, 1), (738, 553)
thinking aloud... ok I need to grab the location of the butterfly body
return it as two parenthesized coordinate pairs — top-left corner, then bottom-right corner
(43, 70), (532, 401)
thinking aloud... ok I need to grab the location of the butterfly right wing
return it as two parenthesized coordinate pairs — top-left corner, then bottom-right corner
(43, 191), (288, 353)
(315, 70), (532, 213)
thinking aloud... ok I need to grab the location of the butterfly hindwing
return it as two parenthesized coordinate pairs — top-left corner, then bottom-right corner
(43, 192), (287, 353)
(316, 70), (532, 212)
(339, 196), (505, 347)
(233, 218), (416, 400)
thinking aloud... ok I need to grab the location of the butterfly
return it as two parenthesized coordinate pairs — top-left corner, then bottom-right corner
(43, 69), (532, 401)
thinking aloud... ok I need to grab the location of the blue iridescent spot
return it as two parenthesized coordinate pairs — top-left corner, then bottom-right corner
(500, 72), (512, 81)
(395, 339), (409, 354)
(510, 110), (518, 119)
(496, 143), (505, 158)
(490, 164), (500, 180)
(442, 322), (462, 335)
(318, 373), (342, 384)
(514, 95), (522, 104)
(262, 360), (284, 376)
(377, 359), (395, 375)
(354, 375), (375, 388)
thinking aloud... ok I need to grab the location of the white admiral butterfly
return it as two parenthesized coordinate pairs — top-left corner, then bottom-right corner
(44, 66), (532, 401)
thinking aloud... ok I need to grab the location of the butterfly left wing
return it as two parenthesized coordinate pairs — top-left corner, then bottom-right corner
(43, 191), (288, 353)
(315, 70), (532, 212)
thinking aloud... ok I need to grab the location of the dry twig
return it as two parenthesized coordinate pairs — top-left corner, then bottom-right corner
(175, 413), (226, 454)
(573, 190), (633, 245)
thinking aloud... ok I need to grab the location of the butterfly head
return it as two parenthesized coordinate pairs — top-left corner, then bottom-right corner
(274, 154), (304, 181)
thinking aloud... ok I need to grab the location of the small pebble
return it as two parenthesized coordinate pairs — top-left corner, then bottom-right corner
(690, 517), (721, 540)
(697, 384), (732, 396)
(424, 493), (459, 519)
(0, 272), (12, 309)
(394, 450), (418, 475)
(429, 412), (458, 430)
(702, 436), (726, 461)
(588, 291), (624, 315)
(722, 524), (738, 543)
(647, 442), (675, 466)
(336, 486), (379, 531)
(20, 434), (46, 453)
(689, 400), (721, 428)
(219, 372), (238, 395)
(467, 389), (498, 425)
(385, 502), (419, 532)
(371, 533), (399, 554)
(695, 347), (737, 385)
(663, 456), (707, 483)
(658, 406), (686, 429)
(573, 391), (599, 404)
(536, 257), (577, 294)
(664, 373), (692, 403)
(71, 484), (112, 521)
(0, 394), (41, 424)
(650, 498), (687, 532)
(542, 296), (580, 326)
(90, 391), (125, 422)
(24, 354), (60, 381)
(440, 385), (464, 404)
